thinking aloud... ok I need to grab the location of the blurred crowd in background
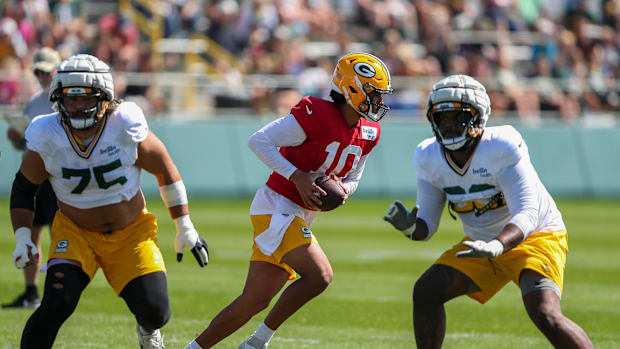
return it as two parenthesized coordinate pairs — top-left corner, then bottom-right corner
(0, 0), (619, 122)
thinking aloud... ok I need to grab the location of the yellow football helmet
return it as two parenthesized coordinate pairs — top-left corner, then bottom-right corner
(331, 52), (393, 121)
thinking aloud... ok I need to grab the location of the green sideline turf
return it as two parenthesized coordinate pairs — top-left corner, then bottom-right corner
(0, 198), (618, 348)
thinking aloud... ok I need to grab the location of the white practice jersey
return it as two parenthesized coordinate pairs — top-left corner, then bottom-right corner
(415, 125), (565, 241)
(25, 102), (148, 209)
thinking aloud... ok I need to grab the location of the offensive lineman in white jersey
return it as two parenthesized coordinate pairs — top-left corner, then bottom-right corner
(9, 54), (209, 349)
(384, 75), (593, 348)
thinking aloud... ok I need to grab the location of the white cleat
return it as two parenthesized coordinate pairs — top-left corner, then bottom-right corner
(238, 333), (268, 349)
(137, 324), (165, 349)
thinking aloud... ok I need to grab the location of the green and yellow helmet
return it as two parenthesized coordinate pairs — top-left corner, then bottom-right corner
(331, 52), (393, 121)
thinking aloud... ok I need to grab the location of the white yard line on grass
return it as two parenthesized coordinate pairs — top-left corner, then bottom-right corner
(273, 337), (321, 344)
(54, 342), (108, 348)
(348, 249), (442, 261)
(446, 332), (545, 344)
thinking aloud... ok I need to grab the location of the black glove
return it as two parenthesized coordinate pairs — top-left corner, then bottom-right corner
(383, 200), (418, 239)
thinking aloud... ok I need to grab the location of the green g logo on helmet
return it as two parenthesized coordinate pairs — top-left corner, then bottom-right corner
(353, 62), (376, 78)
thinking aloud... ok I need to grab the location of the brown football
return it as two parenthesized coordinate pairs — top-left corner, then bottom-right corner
(313, 176), (346, 211)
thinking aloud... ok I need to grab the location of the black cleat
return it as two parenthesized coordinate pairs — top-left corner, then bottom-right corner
(2, 292), (41, 309)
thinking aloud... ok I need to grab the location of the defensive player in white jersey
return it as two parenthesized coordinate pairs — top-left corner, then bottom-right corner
(9, 54), (209, 349)
(384, 75), (593, 348)
(4, 47), (61, 309)
(186, 52), (392, 349)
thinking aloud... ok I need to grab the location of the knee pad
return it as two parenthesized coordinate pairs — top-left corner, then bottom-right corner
(40, 263), (89, 319)
(20, 264), (88, 349)
(413, 276), (439, 302)
(122, 272), (170, 330)
(520, 272), (562, 299)
(134, 298), (171, 330)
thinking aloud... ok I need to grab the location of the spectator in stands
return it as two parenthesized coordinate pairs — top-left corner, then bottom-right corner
(274, 88), (301, 116)
(531, 55), (581, 119)
(0, 56), (23, 104)
(0, 0), (618, 119)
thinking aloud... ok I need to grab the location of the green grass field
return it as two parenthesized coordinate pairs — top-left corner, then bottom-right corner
(0, 197), (619, 348)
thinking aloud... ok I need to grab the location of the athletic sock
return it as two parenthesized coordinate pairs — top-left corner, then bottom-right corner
(25, 284), (39, 299)
(185, 340), (203, 349)
(254, 322), (275, 343)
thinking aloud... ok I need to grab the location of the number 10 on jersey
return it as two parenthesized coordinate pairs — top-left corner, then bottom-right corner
(313, 141), (362, 177)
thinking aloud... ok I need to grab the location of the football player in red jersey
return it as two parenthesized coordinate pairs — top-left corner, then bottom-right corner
(186, 53), (393, 349)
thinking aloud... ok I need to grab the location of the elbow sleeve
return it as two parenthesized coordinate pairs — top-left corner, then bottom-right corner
(10, 171), (39, 211)
(509, 210), (538, 238)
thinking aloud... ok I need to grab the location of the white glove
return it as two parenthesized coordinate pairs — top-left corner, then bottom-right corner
(383, 200), (418, 239)
(12, 227), (38, 269)
(174, 215), (209, 267)
(456, 239), (504, 258)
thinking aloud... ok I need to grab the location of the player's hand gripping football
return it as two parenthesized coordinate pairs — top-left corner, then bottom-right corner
(383, 200), (418, 239)
(330, 173), (349, 203)
(289, 170), (326, 210)
(174, 216), (209, 267)
(12, 227), (39, 269)
(456, 239), (504, 258)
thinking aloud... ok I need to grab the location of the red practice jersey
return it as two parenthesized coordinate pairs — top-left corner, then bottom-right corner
(266, 96), (381, 210)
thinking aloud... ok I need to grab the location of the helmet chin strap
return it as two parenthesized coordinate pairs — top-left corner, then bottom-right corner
(433, 119), (469, 150)
(442, 127), (481, 152)
(60, 106), (98, 130)
(433, 112), (482, 151)
(367, 102), (389, 122)
(358, 95), (389, 122)
(60, 100), (109, 131)
(352, 101), (383, 122)
(443, 138), (467, 150)
(67, 116), (98, 130)
(363, 107), (384, 122)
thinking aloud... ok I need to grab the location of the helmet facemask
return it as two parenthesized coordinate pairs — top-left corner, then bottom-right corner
(357, 82), (391, 122)
(56, 87), (109, 130)
(428, 102), (482, 151)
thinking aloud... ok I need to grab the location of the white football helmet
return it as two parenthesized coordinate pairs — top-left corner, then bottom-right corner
(425, 75), (491, 150)
(49, 54), (114, 130)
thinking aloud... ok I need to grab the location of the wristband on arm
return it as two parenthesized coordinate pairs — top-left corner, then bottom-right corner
(159, 181), (188, 208)
(14, 226), (33, 244)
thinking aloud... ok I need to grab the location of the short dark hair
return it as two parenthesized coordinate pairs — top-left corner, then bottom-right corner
(330, 90), (346, 105)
